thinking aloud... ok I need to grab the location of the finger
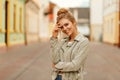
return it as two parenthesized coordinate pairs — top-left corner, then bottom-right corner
(58, 28), (61, 31)
(52, 63), (55, 68)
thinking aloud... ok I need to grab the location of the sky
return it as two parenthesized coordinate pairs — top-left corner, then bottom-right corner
(49, 0), (90, 8)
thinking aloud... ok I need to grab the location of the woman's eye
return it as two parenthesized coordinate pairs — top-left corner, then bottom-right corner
(64, 23), (68, 26)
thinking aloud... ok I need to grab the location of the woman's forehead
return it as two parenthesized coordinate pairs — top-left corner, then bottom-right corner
(58, 19), (71, 24)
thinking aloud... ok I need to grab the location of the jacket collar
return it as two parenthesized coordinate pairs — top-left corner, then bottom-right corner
(74, 33), (83, 42)
(63, 33), (82, 42)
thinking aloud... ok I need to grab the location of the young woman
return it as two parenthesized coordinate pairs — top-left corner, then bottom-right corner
(50, 8), (89, 80)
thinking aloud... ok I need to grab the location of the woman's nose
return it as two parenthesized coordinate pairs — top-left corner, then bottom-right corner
(63, 26), (67, 31)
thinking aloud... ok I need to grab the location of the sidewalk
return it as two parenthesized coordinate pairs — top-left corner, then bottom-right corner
(0, 42), (120, 80)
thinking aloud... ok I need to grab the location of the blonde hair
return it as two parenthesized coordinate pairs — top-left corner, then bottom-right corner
(56, 8), (76, 24)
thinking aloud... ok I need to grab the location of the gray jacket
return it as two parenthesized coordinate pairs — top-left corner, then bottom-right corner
(50, 33), (89, 80)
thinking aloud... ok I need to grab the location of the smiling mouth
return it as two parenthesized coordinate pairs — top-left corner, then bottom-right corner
(64, 30), (69, 35)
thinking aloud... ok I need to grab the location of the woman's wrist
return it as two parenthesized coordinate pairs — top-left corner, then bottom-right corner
(52, 33), (58, 38)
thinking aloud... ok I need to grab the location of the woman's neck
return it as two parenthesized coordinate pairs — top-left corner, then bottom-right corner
(69, 31), (79, 42)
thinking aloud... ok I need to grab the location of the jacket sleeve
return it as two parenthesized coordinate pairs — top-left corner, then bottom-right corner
(55, 38), (89, 72)
(50, 37), (60, 64)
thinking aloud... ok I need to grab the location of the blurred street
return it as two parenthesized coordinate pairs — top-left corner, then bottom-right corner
(85, 42), (120, 80)
(0, 42), (120, 80)
(0, 0), (120, 80)
(0, 42), (51, 80)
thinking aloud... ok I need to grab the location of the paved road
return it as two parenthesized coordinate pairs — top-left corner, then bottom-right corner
(0, 42), (51, 80)
(85, 42), (120, 80)
(0, 42), (120, 80)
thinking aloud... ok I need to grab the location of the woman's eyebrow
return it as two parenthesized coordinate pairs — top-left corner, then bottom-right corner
(63, 23), (68, 25)
(64, 23), (68, 24)
(57, 23), (61, 26)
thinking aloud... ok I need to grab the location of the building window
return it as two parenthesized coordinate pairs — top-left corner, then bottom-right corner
(107, 21), (109, 33)
(111, 18), (114, 34)
(14, 4), (16, 32)
(0, 4), (2, 31)
(109, 20), (111, 33)
(109, 0), (112, 6)
(112, 0), (114, 4)
(104, 21), (107, 33)
(20, 8), (22, 32)
(104, 1), (106, 9)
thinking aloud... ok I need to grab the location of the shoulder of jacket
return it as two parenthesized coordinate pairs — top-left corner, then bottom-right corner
(60, 37), (68, 42)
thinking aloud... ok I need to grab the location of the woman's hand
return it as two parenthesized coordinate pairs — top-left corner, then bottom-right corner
(52, 63), (55, 68)
(52, 24), (61, 38)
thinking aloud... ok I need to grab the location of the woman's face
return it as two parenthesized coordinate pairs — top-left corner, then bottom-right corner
(57, 18), (76, 36)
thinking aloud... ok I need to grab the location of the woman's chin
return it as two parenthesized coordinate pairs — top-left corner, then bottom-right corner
(66, 33), (71, 36)
(62, 32), (71, 37)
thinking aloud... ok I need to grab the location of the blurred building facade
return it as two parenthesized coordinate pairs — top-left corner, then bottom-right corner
(25, 0), (40, 44)
(48, 2), (56, 37)
(25, 0), (50, 43)
(90, 0), (103, 41)
(70, 8), (90, 38)
(39, 0), (50, 41)
(0, 0), (25, 49)
(103, 0), (120, 46)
